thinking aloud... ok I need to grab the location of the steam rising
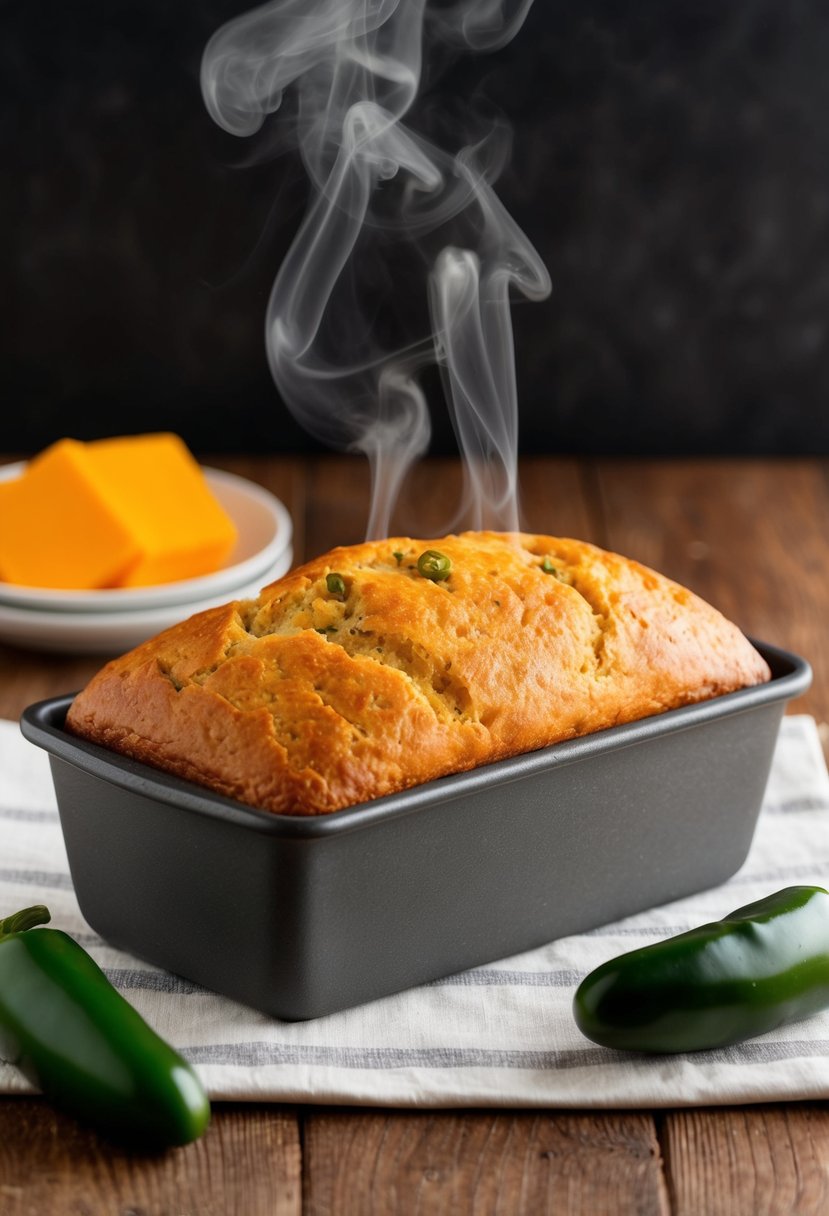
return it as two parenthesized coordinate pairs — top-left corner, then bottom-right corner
(202, 0), (549, 537)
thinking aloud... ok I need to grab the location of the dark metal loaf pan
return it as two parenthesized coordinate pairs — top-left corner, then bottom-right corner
(21, 640), (811, 1021)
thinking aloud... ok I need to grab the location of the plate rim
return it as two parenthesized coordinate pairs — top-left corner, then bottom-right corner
(0, 546), (293, 653)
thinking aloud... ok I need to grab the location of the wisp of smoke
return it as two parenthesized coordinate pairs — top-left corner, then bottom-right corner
(202, 0), (550, 537)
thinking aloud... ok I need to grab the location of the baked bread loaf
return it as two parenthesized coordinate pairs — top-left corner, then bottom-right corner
(65, 531), (771, 815)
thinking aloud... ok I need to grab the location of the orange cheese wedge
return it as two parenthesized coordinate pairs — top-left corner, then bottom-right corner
(0, 439), (141, 589)
(85, 434), (238, 587)
(0, 434), (238, 590)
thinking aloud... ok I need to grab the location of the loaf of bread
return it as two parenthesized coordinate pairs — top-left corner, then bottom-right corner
(65, 531), (771, 815)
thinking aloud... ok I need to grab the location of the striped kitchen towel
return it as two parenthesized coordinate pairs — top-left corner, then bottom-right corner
(2, 714), (829, 1109)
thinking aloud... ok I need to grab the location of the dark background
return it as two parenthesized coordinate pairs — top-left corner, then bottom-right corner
(4, 0), (829, 456)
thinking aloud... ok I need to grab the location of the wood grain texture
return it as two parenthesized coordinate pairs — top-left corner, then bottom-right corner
(204, 455), (307, 568)
(0, 649), (103, 721)
(515, 458), (600, 542)
(302, 455), (599, 559)
(0, 1099), (301, 1216)
(302, 1110), (668, 1216)
(594, 458), (829, 728)
(660, 1105), (829, 1216)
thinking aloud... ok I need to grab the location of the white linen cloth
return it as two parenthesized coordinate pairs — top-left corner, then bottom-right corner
(2, 713), (829, 1108)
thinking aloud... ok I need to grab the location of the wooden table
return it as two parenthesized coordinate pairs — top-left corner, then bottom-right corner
(0, 454), (827, 1214)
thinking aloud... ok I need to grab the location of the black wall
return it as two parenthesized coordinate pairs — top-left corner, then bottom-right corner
(4, 0), (829, 454)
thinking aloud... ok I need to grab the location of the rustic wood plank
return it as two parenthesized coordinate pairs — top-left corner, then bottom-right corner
(302, 454), (598, 559)
(660, 1105), (829, 1216)
(203, 454), (307, 567)
(304, 456), (372, 557)
(516, 458), (601, 542)
(0, 1099), (301, 1216)
(593, 457), (829, 728)
(302, 1109), (669, 1216)
(0, 648), (104, 722)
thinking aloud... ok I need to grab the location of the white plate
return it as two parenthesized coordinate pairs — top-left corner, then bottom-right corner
(0, 547), (293, 654)
(0, 464), (293, 612)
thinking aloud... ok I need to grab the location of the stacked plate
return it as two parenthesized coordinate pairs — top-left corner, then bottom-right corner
(0, 465), (294, 654)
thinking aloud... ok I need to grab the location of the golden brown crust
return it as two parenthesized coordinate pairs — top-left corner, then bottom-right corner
(65, 531), (771, 815)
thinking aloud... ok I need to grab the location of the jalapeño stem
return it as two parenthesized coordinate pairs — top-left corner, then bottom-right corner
(0, 905), (51, 942)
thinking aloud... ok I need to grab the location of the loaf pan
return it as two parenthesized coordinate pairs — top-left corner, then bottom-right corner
(21, 640), (810, 1020)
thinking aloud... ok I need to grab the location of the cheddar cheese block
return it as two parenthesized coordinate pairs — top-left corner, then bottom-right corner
(65, 531), (771, 816)
(86, 434), (238, 587)
(0, 440), (140, 589)
(0, 434), (237, 590)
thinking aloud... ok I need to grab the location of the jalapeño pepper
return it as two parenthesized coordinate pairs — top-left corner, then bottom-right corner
(573, 886), (829, 1053)
(0, 905), (210, 1147)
